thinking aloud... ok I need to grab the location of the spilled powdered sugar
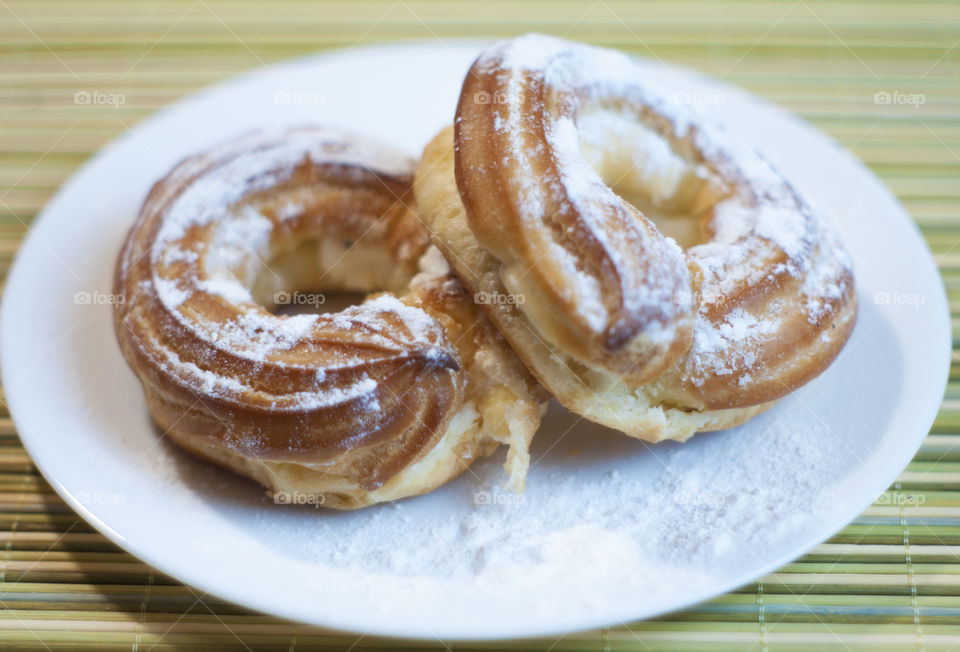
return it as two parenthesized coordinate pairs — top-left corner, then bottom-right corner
(261, 399), (863, 594)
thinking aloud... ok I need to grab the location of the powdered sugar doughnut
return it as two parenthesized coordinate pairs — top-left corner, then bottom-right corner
(114, 128), (545, 509)
(415, 34), (856, 441)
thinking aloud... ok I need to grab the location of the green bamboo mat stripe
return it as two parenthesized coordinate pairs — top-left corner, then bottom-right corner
(1, 0), (959, 650)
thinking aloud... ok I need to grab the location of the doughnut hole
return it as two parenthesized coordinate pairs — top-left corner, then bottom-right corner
(252, 236), (393, 316)
(200, 182), (424, 317)
(577, 108), (727, 250)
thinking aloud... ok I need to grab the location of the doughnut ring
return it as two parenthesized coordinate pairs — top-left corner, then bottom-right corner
(114, 128), (545, 509)
(415, 34), (856, 442)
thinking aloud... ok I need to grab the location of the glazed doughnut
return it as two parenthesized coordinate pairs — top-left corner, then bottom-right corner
(415, 34), (856, 441)
(114, 128), (545, 509)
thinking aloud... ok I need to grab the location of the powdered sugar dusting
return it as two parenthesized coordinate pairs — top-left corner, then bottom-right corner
(153, 330), (379, 411)
(477, 33), (854, 384)
(552, 112), (689, 320)
(153, 276), (191, 309)
(151, 127), (414, 281)
(484, 33), (844, 282)
(200, 311), (319, 362)
(197, 276), (254, 304)
(125, 129), (441, 414)
(361, 294), (437, 342)
(204, 205), (274, 280)
(689, 308), (777, 382)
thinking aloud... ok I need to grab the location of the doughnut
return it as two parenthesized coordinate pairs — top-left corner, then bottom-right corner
(114, 128), (546, 509)
(414, 34), (856, 442)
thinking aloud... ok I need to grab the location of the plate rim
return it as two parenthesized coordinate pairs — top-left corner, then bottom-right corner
(0, 39), (951, 641)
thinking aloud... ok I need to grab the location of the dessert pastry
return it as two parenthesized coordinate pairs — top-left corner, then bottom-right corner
(415, 34), (856, 442)
(114, 128), (545, 509)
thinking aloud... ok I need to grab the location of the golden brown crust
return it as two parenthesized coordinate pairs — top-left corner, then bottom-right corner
(114, 128), (545, 509)
(448, 35), (857, 421)
(456, 65), (695, 387)
(417, 110), (854, 442)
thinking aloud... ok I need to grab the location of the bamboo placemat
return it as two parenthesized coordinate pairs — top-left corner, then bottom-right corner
(1, 0), (958, 649)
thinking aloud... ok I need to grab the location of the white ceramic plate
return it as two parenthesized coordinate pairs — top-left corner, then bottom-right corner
(0, 41), (949, 641)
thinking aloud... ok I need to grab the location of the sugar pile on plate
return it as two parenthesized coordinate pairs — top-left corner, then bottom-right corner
(256, 392), (866, 598)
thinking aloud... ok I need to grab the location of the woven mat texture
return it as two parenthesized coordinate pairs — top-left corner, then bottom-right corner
(1, 1), (958, 649)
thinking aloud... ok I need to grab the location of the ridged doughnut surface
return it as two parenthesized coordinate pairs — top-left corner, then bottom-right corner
(416, 34), (856, 441)
(114, 128), (545, 508)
